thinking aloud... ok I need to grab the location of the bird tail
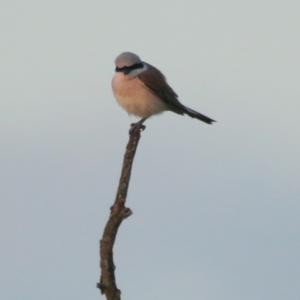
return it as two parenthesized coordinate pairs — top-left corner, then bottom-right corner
(182, 106), (216, 124)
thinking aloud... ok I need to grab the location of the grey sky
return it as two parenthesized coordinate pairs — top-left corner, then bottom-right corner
(1, 1), (300, 300)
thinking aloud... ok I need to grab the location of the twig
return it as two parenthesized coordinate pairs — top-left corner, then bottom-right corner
(97, 123), (145, 300)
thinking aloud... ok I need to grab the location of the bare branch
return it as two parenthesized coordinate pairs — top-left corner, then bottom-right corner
(97, 124), (145, 300)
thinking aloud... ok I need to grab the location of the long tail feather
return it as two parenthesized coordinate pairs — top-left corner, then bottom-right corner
(183, 106), (216, 124)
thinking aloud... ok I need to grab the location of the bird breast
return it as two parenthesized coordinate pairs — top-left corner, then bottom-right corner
(112, 73), (167, 118)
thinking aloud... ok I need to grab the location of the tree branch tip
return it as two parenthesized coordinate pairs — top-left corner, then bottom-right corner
(96, 282), (105, 294)
(121, 207), (133, 218)
(129, 124), (146, 135)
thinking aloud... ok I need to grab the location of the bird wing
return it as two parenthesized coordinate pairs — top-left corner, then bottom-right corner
(138, 63), (185, 114)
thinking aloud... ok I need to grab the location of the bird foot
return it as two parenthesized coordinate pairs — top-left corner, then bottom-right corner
(129, 122), (146, 134)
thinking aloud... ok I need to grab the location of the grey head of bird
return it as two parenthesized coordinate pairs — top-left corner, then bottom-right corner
(114, 52), (144, 75)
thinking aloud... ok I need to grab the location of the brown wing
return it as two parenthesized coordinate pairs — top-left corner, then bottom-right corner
(138, 63), (185, 115)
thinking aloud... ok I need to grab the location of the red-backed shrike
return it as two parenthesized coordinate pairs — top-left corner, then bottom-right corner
(112, 52), (215, 126)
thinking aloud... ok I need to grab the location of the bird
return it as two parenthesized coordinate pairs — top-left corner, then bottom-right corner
(112, 52), (215, 129)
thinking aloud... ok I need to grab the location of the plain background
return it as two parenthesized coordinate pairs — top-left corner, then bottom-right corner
(1, 1), (299, 299)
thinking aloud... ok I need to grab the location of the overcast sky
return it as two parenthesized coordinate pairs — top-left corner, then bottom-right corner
(1, 1), (300, 300)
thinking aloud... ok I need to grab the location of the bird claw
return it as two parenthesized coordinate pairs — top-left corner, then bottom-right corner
(129, 122), (146, 134)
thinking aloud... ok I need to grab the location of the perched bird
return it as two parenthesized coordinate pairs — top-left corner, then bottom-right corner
(112, 52), (215, 128)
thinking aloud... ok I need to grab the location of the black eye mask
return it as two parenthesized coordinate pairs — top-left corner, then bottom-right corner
(115, 62), (144, 74)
